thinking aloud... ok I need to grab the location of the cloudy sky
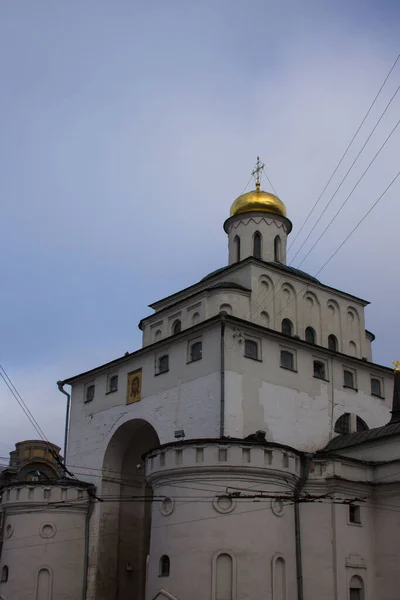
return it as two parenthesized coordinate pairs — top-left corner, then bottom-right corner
(1, 1), (399, 460)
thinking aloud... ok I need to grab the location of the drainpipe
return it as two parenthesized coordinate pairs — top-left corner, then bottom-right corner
(82, 490), (95, 600)
(57, 380), (71, 465)
(294, 453), (312, 600)
(219, 313), (226, 438)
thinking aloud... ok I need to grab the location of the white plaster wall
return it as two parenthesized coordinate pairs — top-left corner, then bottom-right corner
(0, 485), (90, 600)
(223, 324), (392, 451)
(226, 213), (289, 265)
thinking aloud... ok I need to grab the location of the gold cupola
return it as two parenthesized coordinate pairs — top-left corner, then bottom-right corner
(229, 181), (287, 218)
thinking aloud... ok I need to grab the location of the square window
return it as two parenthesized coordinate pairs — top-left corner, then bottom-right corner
(313, 360), (326, 380)
(371, 377), (383, 397)
(107, 374), (118, 393)
(190, 341), (202, 362)
(244, 339), (259, 360)
(85, 383), (95, 403)
(349, 504), (361, 524)
(280, 350), (295, 371)
(344, 369), (356, 389)
(158, 355), (169, 374)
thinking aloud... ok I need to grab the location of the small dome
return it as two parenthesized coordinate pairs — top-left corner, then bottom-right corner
(230, 186), (287, 218)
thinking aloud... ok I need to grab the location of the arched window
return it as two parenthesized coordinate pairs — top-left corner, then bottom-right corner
(349, 575), (365, 600)
(215, 553), (233, 600)
(349, 341), (357, 356)
(356, 416), (369, 432)
(192, 312), (200, 325)
(334, 413), (350, 434)
(253, 232), (262, 259)
(159, 555), (170, 577)
(281, 318), (293, 336)
(274, 235), (282, 262)
(190, 341), (202, 362)
(154, 329), (162, 341)
(158, 355), (169, 374)
(172, 319), (181, 335)
(305, 326), (316, 344)
(1, 565), (8, 582)
(233, 235), (241, 262)
(328, 334), (338, 352)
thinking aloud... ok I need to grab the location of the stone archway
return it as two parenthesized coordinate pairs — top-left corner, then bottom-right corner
(95, 419), (160, 600)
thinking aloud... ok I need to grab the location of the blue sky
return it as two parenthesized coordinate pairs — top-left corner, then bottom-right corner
(1, 1), (399, 458)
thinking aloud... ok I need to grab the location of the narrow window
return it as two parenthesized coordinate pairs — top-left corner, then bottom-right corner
(344, 369), (355, 389)
(313, 360), (326, 380)
(253, 231), (262, 259)
(281, 319), (293, 336)
(305, 326), (316, 344)
(158, 355), (169, 374)
(280, 350), (294, 371)
(274, 235), (282, 262)
(356, 416), (368, 432)
(328, 334), (338, 352)
(108, 375), (118, 393)
(172, 319), (181, 335)
(349, 575), (364, 600)
(85, 384), (95, 403)
(218, 448), (227, 462)
(1, 565), (8, 582)
(159, 555), (170, 577)
(244, 339), (258, 360)
(371, 377), (382, 397)
(233, 235), (241, 262)
(334, 413), (350, 434)
(190, 341), (202, 362)
(349, 504), (361, 524)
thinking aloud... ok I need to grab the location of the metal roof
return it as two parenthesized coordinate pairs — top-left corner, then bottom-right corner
(323, 421), (400, 452)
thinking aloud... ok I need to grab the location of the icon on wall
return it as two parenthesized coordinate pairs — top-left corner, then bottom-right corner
(127, 369), (142, 404)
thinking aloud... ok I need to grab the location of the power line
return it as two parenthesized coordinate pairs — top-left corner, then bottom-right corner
(288, 52), (400, 256)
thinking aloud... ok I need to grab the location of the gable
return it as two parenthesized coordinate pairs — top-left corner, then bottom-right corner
(152, 591), (179, 600)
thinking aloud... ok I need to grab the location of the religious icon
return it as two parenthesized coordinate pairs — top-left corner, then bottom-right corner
(127, 369), (142, 404)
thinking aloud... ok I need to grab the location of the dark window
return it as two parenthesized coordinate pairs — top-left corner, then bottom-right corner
(85, 384), (95, 403)
(244, 339), (258, 360)
(349, 504), (361, 524)
(190, 341), (202, 362)
(334, 413), (350, 434)
(1, 565), (8, 583)
(109, 375), (118, 393)
(371, 377), (382, 397)
(328, 334), (338, 352)
(253, 232), (262, 259)
(313, 360), (326, 380)
(356, 416), (369, 432)
(305, 327), (316, 344)
(344, 370), (355, 389)
(349, 576), (364, 600)
(274, 235), (282, 262)
(280, 350), (294, 371)
(158, 355), (169, 374)
(350, 590), (361, 600)
(234, 235), (241, 262)
(159, 555), (170, 577)
(281, 319), (293, 336)
(172, 320), (181, 335)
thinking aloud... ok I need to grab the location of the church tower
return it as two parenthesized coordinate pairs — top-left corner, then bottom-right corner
(224, 158), (292, 265)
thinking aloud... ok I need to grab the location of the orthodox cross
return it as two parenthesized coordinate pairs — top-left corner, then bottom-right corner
(394, 360), (399, 372)
(251, 156), (265, 190)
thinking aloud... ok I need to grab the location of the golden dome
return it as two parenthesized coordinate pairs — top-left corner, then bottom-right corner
(230, 183), (287, 218)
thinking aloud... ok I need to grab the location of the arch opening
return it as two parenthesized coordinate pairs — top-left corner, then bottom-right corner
(97, 419), (160, 600)
(274, 236), (282, 262)
(233, 235), (241, 262)
(253, 231), (262, 259)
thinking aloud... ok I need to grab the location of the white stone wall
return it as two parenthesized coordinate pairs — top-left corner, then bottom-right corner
(0, 484), (91, 600)
(223, 322), (392, 451)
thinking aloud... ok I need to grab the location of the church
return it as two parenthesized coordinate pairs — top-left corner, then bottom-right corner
(1, 161), (399, 600)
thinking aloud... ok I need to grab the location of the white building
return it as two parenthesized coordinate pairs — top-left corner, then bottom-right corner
(1, 167), (399, 600)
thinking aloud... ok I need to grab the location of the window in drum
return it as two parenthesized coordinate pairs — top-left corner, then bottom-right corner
(313, 360), (326, 380)
(190, 341), (202, 362)
(244, 339), (259, 360)
(172, 319), (181, 335)
(328, 334), (338, 352)
(233, 235), (241, 262)
(159, 555), (170, 577)
(253, 231), (262, 259)
(305, 326), (316, 344)
(280, 350), (294, 371)
(158, 355), (169, 374)
(281, 319), (293, 336)
(274, 235), (282, 262)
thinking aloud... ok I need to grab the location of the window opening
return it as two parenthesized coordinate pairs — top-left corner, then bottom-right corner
(313, 360), (326, 379)
(328, 334), (338, 352)
(244, 339), (258, 360)
(233, 235), (241, 262)
(356, 416), (368, 432)
(371, 377), (382, 397)
(344, 370), (355, 389)
(274, 235), (282, 262)
(190, 341), (202, 362)
(334, 413), (350, 434)
(253, 232), (262, 259)
(349, 504), (361, 524)
(172, 319), (181, 335)
(159, 555), (170, 577)
(1, 565), (8, 582)
(108, 375), (118, 393)
(85, 384), (95, 403)
(280, 350), (294, 371)
(305, 327), (316, 344)
(158, 355), (169, 374)
(281, 319), (293, 336)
